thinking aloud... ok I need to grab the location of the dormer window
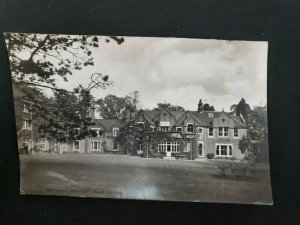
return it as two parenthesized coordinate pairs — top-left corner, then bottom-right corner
(113, 128), (119, 137)
(176, 127), (183, 133)
(208, 113), (213, 118)
(160, 122), (170, 132)
(91, 128), (102, 137)
(187, 123), (194, 133)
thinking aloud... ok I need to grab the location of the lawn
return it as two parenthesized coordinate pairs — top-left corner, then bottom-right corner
(20, 154), (273, 204)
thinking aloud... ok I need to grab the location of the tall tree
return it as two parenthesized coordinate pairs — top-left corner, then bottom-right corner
(197, 99), (215, 111)
(153, 102), (185, 111)
(6, 33), (124, 141)
(96, 94), (126, 119)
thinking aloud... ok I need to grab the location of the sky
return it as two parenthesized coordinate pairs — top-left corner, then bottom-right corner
(52, 36), (268, 111)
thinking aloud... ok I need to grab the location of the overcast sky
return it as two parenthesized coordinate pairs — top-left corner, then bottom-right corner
(54, 36), (268, 111)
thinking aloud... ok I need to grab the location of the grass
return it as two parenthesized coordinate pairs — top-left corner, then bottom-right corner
(20, 154), (273, 204)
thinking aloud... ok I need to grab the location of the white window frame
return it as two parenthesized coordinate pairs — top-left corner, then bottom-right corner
(73, 140), (80, 151)
(160, 126), (169, 131)
(91, 128), (102, 137)
(198, 141), (204, 157)
(234, 128), (239, 137)
(218, 127), (229, 137)
(208, 113), (213, 118)
(215, 144), (233, 157)
(198, 127), (203, 134)
(176, 127), (183, 133)
(187, 123), (194, 133)
(149, 126), (155, 131)
(137, 121), (144, 125)
(24, 121), (32, 130)
(23, 104), (29, 113)
(184, 142), (191, 152)
(91, 141), (101, 151)
(41, 138), (46, 150)
(24, 137), (30, 147)
(158, 142), (179, 153)
(113, 141), (118, 151)
(112, 128), (119, 137)
(208, 127), (214, 137)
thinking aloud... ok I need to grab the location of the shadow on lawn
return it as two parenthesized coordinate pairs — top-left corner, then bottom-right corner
(211, 174), (260, 182)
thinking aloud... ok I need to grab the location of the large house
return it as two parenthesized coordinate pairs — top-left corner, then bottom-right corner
(26, 107), (247, 160)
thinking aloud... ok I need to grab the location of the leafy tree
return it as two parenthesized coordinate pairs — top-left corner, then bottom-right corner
(153, 102), (185, 111)
(96, 94), (126, 119)
(6, 33), (124, 142)
(239, 135), (250, 154)
(197, 99), (215, 111)
(124, 91), (141, 112)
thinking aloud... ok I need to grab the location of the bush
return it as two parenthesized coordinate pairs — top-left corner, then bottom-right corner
(217, 162), (256, 178)
(207, 153), (214, 159)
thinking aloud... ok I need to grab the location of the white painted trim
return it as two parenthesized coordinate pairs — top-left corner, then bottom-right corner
(215, 143), (233, 157)
(112, 128), (119, 137)
(176, 127), (183, 132)
(90, 140), (101, 151)
(186, 123), (194, 133)
(233, 128), (239, 138)
(208, 127), (214, 138)
(197, 141), (204, 157)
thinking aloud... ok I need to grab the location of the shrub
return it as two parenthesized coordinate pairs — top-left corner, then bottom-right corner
(217, 162), (256, 178)
(207, 153), (214, 159)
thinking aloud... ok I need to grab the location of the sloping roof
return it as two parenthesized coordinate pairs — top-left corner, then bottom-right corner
(93, 119), (125, 131)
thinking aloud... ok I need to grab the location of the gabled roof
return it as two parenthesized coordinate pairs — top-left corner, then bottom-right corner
(93, 119), (125, 131)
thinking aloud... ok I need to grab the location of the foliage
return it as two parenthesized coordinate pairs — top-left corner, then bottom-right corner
(197, 99), (215, 111)
(239, 135), (250, 154)
(7, 33), (124, 141)
(96, 94), (126, 119)
(153, 102), (185, 111)
(217, 162), (256, 178)
(206, 153), (215, 159)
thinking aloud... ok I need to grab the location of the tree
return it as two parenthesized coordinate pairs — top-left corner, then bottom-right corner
(153, 102), (185, 111)
(239, 135), (250, 154)
(124, 91), (141, 112)
(197, 99), (215, 111)
(96, 94), (126, 119)
(6, 33), (124, 142)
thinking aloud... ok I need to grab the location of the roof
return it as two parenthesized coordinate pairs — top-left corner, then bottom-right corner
(93, 110), (246, 131)
(93, 119), (125, 131)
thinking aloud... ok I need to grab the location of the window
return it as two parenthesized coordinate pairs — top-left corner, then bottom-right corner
(137, 122), (144, 125)
(198, 142), (203, 157)
(24, 121), (32, 130)
(74, 141), (80, 150)
(234, 128), (238, 137)
(216, 144), (233, 157)
(187, 123), (194, 133)
(113, 141), (118, 150)
(198, 127), (203, 134)
(150, 126), (155, 132)
(176, 127), (183, 133)
(24, 137), (29, 147)
(23, 104), (29, 113)
(158, 142), (179, 152)
(91, 128), (102, 137)
(41, 139), (45, 150)
(138, 144), (143, 151)
(151, 143), (155, 151)
(209, 128), (214, 137)
(185, 142), (191, 152)
(160, 126), (169, 131)
(91, 141), (101, 151)
(208, 113), (213, 118)
(113, 128), (119, 137)
(218, 127), (229, 137)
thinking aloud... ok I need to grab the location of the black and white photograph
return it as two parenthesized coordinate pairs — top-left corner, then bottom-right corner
(6, 33), (272, 204)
